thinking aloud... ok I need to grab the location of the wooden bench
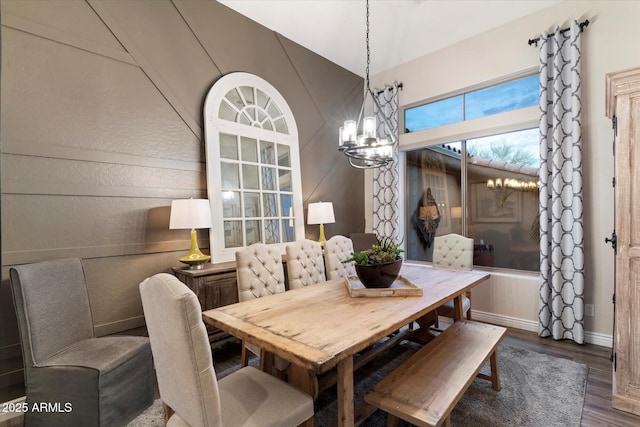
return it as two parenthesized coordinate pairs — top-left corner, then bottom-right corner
(365, 320), (507, 427)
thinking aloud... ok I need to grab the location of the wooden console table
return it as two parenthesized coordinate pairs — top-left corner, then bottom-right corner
(172, 262), (239, 346)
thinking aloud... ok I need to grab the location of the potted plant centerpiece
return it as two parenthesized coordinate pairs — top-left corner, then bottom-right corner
(343, 237), (404, 288)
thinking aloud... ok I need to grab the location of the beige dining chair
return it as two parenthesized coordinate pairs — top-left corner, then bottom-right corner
(285, 239), (326, 289)
(235, 243), (290, 373)
(324, 235), (357, 280)
(433, 233), (474, 322)
(139, 273), (314, 427)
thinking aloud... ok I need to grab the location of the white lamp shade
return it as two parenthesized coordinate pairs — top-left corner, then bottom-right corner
(169, 199), (212, 230)
(307, 202), (335, 225)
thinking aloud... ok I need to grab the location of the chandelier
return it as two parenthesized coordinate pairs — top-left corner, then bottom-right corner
(338, 0), (396, 169)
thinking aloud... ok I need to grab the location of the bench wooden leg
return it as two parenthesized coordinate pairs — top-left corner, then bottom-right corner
(490, 350), (501, 391)
(387, 414), (400, 427)
(443, 415), (452, 427)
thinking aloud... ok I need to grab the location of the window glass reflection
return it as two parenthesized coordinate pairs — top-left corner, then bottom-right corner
(224, 221), (243, 248)
(264, 219), (280, 244)
(241, 137), (258, 163)
(221, 162), (239, 189)
(263, 193), (278, 217)
(405, 128), (540, 271)
(222, 191), (241, 218)
(260, 141), (276, 165)
(406, 146), (462, 262)
(467, 129), (540, 270)
(245, 220), (261, 245)
(281, 219), (295, 243)
(278, 144), (291, 167)
(220, 133), (238, 160)
(244, 192), (261, 218)
(262, 167), (276, 191)
(279, 169), (291, 192)
(242, 164), (259, 190)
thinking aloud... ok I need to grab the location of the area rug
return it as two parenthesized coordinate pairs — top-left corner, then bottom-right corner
(129, 340), (587, 427)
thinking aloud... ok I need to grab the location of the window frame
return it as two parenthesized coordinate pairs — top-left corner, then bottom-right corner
(204, 72), (304, 262)
(398, 70), (540, 272)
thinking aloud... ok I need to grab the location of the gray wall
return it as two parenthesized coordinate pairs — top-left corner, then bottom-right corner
(0, 0), (365, 387)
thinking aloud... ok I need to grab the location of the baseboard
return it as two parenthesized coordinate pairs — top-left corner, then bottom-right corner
(583, 330), (613, 348)
(471, 310), (613, 348)
(94, 315), (146, 337)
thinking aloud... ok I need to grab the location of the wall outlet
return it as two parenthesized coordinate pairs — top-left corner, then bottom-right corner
(585, 304), (595, 317)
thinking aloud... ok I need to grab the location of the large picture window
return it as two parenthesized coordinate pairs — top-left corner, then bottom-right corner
(204, 73), (304, 262)
(404, 73), (540, 272)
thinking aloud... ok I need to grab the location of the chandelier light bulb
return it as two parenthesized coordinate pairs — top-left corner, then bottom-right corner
(363, 116), (377, 140)
(343, 120), (357, 144)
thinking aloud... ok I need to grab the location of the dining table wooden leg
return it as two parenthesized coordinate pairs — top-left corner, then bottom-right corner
(285, 363), (319, 399)
(410, 310), (438, 344)
(260, 349), (274, 374)
(453, 295), (463, 321)
(337, 356), (354, 427)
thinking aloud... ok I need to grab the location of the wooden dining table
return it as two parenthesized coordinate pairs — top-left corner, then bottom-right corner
(202, 262), (490, 427)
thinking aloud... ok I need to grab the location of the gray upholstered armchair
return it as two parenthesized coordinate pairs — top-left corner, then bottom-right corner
(9, 258), (154, 426)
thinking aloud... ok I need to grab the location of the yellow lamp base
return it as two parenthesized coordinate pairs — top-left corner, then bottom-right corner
(180, 229), (211, 269)
(318, 224), (327, 247)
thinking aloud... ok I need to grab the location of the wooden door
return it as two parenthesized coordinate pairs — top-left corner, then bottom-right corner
(606, 67), (640, 416)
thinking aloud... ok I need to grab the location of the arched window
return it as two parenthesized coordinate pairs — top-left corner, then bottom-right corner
(204, 73), (303, 262)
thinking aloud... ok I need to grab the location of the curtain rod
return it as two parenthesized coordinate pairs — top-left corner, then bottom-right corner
(374, 82), (403, 96)
(528, 19), (589, 47)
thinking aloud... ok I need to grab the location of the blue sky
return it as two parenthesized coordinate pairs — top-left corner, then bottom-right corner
(405, 74), (539, 132)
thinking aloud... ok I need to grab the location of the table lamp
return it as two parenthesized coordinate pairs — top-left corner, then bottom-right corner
(307, 202), (335, 246)
(170, 198), (212, 269)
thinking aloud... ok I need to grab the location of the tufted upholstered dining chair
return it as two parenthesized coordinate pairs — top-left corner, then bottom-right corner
(285, 239), (326, 289)
(139, 273), (314, 427)
(235, 243), (289, 373)
(9, 258), (154, 426)
(324, 235), (357, 280)
(432, 233), (474, 321)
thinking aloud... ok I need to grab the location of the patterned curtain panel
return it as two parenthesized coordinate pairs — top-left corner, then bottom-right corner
(373, 85), (400, 241)
(538, 21), (585, 344)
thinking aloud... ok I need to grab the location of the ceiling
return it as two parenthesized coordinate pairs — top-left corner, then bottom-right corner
(218, 0), (561, 77)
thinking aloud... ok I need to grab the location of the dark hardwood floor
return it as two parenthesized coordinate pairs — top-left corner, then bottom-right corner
(2, 326), (640, 426)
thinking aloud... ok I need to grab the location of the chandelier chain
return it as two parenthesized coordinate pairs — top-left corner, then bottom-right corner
(365, 0), (370, 92)
(337, 0), (395, 169)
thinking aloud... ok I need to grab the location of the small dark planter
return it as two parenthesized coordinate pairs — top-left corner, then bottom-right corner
(355, 258), (403, 288)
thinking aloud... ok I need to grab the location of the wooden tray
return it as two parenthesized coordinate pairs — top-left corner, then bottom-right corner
(344, 275), (423, 298)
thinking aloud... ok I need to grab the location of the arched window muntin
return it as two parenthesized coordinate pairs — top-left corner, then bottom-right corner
(204, 72), (304, 262)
